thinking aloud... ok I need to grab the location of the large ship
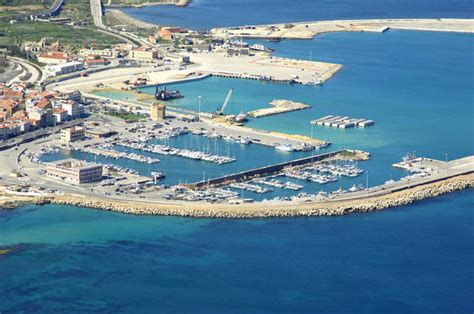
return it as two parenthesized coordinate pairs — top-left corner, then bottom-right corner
(155, 85), (183, 101)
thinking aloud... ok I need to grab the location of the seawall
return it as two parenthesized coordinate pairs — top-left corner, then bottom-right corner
(15, 173), (472, 218)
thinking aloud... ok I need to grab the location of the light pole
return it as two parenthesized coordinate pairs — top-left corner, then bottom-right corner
(445, 152), (449, 175)
(366, 170), (369, 192)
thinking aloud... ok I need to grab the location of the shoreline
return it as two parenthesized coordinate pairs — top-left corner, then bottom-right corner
(211, 18), (474, 39)
(1, 174), (472, 218)
(107, 0), (191, 8)
(107, 9), (159, 29)
(108, 10), (474, 37)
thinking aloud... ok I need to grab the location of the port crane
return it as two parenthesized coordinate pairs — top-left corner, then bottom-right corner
(215, 88), (233, 115)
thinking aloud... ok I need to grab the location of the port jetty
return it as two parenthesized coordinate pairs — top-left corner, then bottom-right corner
(5, 173), (473, 218)
(248, 100), (311, 118)
(210, 18), (474, 40)
(1, 156), (472, 218)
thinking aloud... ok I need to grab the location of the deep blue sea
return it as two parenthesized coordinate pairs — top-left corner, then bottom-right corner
(2, 1), (474, 312)
(122, 0), (474, 30)
(1, 191), (473, 312)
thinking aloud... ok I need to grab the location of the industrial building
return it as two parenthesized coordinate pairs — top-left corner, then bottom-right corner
(45, 61), (84, 77)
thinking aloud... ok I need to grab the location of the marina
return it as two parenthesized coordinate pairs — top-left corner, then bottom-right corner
(1, 0), (473, 311)
(115, 139), (237, 164)
(73, 144), (161, 164)
(190, 150), (342, 188)
(311, 115), (375, 128)
(229, 182), (273, 194)
(254, 177), (304, 190)
(283, 161), (364, 184)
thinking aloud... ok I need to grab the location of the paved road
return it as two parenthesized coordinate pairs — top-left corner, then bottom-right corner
(90, 0), (105, 28)
(89, 0), (138, 46)
(6, 56), (43, 85)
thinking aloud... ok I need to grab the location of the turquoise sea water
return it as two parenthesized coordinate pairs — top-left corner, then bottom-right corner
(2, 2), (474, 312)
(1, 191), (473, 312)
(122, 0), (474, 30)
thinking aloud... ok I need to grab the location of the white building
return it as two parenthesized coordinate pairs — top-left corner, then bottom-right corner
(61, 102), (84, 119)
(46, 159), (102, 184)
(53, 108), (69, 123)
(45, 61), (84, 77)
(79, 48), (118, 58)
(60, 127), (85, 142)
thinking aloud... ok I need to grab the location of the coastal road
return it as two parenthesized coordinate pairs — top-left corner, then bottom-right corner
(90, 0), (105, 28)
(6, 56), (43, 85)
(89, 0), (138, 46)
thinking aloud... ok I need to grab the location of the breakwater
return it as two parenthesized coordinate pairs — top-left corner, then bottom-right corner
(37, 173), (474, 218)
(190, 150), (342, 188)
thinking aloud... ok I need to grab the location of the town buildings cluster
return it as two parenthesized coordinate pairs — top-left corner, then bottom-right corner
(0, 82), (84, 140)
(27, 40), (166, 78)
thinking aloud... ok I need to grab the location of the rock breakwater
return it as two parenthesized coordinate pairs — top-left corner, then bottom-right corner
(42, 174), (473, 218)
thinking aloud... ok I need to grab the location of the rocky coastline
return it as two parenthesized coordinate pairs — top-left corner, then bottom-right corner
(3, 174), (468, 219)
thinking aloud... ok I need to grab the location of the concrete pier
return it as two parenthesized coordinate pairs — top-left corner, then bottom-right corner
(248, 100), (311, 118)
(190, 150), (342, 188)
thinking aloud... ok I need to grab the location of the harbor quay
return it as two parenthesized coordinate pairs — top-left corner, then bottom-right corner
(210, 18), (474, 40)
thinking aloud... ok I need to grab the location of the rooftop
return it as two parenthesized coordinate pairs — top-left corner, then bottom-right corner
(49, 158), (99, 170)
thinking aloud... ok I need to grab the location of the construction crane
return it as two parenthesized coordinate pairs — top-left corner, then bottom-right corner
(215, 88), (233, 115)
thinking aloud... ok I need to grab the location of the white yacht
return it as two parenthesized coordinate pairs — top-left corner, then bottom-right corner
(275, 143), (295, 152)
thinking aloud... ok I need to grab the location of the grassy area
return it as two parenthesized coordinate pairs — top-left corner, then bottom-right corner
(0, 20), (121, 48)
(105, 111), (146, 122)
(0, 0), (50, 5)
(0, 0), (122, 49)
(0, 0), (52, 19)
(58, 0), (94, 24)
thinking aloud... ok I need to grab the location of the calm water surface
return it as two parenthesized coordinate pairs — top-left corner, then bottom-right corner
(122, 0), (474, 30)
(0, 191), (473, 312)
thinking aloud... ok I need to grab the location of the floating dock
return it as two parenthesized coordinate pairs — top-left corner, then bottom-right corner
(311, 115), (374, 128)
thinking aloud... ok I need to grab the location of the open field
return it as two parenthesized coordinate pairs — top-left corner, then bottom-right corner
(0, 0), (52, 18)
(0, 20), (121, 47)
(104, 111), (145, 121)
